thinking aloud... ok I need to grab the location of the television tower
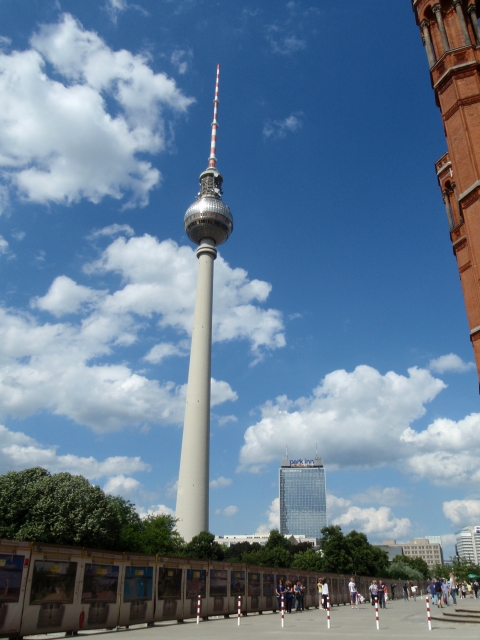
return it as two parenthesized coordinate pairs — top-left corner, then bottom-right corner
(175, 65), (234, 541)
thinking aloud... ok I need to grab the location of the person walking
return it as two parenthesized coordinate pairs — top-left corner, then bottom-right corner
(370, 581), (378, 606)
(391, 582), (396, 600)
(276, 579), (285, 612)
(428, 580), (436, 606)
(474, 580), (479, 599)
(449, 573), (457, 605)
(411, 584), (417, 602)
(441, 578), (450, 606)
(285, 581), (294, 613)
(403, 583), (409, 601)
(434, 578), (443, 608)
(377, 581), (386, 609)
(348, 576), (358, 609)
(322, 579), (329, 611)
(294, 581), (303, 612)
(317, 578), (322, 609)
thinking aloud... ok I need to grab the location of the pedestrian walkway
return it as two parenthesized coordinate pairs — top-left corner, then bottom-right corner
(25, 598), (480, 640)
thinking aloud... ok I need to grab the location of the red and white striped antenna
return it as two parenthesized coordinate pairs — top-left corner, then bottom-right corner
(208, 64), (220, 168)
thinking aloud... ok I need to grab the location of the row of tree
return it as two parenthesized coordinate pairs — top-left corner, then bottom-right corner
(1, 468), (478, 581)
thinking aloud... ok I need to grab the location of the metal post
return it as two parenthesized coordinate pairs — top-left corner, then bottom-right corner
(426, 596), (432, 631)
(237, 596), (241, 626)
(196, 595), (202, 624)
(375, 597), (379, 630)
(281, 594), (285, 628)
(327, 595), (331, 629)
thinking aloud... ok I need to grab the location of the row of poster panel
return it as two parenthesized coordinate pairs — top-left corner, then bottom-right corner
(0, 540), (429, 638)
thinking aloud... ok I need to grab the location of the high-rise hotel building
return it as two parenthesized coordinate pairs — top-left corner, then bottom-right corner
(279, 457), (327, 542)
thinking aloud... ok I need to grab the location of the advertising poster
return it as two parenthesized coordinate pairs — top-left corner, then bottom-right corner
(123, 567), (153, 602)
(81, 564), (119, 603)
(248, 573), (261, 597)
(263, 574), (274, 596)
(0, 555), (24, 603)
(209, 570), (227, 597)
(30, 561), (77, 605)
(230, 571), (245, 596)
(186, 570), (206, 599)
(157, 568), (182, 600)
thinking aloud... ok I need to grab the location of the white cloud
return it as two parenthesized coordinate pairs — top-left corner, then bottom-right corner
(137, 503), (175, 518)
(0, 14), (193, 209)
(428, 353), (475, 374)
(88, 224), (135, 240)
(0, 235), (10, 256)
(216, 505), (238, 517)
(257, 497), (280, 532)
(171, 49), (192, 75)
(351, 486), (407, 507)
(263, 112), (303, 140)
(327, 494), (352, 521)
(332, 506), (411, 540)
(32, 276), (105, 317)
(11, 230), (25, 241)
(0, 424), (149, 479)
(144, 342), (188, 364)
(443, 500), (480, 526)
(239, 365), (444, 473)
(266, 26), (306, 55)
(401, 414), (480, 484)
(106, 0), (128, 22)
(217, 415), (238, 426)
(210, 476), (232, 489)
(103, 474), (141, 498)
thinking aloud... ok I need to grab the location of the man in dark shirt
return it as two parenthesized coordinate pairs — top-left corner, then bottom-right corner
(377, 581), (386, 608)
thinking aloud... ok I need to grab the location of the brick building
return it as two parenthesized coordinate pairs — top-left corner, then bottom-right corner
(411, 0), (480, 388)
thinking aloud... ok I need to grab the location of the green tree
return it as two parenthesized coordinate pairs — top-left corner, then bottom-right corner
(390, 555), (430, 579)
(345, 531), (389, 577)
(291, 547), (324, 571)
(389, 559), (423, 581)
(137, 515), (184, 555)
(182, 531), (224, 560)
(0, 468), (136, 550)
(449, 557), (480, 582)
(319, 526), (352, 573)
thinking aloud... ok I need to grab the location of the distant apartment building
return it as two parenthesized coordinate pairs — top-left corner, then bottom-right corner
(456, 526), (480, 564)
(215, 534), (318, 548)
(379, 538), (443, 568)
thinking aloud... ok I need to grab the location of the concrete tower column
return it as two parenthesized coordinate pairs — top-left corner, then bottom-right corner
(433, 4), (451, 53)
(453, 0), (472, 46)
(176, 238), (217, 541)
(421, 20), (436, 67)
(468, 4), (480, 45)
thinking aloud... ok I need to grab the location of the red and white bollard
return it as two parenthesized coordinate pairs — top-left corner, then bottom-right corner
(196, 595), (201, 624)
(237, 596), (242, 626)
(281, 594), (285, 628)
(426, 596), (432, 631)
(375, 597), (379, 630)
(327, 596), (331, 629)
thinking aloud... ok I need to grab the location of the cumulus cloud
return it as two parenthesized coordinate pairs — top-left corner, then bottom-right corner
(428, 353), (475, 374)
(32, 276), (106, 317)
(327, 494), (352, 521)
(0, 424), (149, 478)
(137, 504), (175, 518)
(0, 14), (193, 209)
(103, 474), (141, 498)
(266, 26), (306, 55)
(88, 224), (135, 240)
(263, 113), (303, 140)
(216, 505), (238, 517)
(257, 497), (280, 532)
(332, 506), (411, 539)
(144, 342), (189, 364)
(443, 500), (480, 526)
(210, 476), (232, 489)
(239, 365), (444, 473)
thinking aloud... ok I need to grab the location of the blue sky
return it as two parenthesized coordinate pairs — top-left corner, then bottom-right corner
(0, 0), (478, 559)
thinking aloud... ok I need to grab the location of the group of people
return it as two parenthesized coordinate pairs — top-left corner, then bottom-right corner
(275, 579), (306, 613)
(427, 574), (480, 607)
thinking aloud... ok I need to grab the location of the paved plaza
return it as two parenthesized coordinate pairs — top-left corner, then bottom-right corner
(25, 599), (480, 640)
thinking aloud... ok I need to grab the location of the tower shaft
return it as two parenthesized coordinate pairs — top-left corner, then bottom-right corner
(176, 239), (216, 541)
(412, 0), (480, 386)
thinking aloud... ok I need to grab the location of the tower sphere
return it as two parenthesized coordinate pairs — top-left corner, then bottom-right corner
(184, 168), (233, 246)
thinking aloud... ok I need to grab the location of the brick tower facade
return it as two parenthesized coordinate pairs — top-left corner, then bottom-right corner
(412, 0), (480, 387)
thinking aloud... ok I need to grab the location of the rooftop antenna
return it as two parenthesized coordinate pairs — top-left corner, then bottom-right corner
(208, 64), (220, 168)
(315, 442), (319, 459)
(285, 444), (288, 461)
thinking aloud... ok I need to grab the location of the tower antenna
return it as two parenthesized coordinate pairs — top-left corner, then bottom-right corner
(316, 442), (318, 459)
(208, 64), (220, 168)
(285, 444), (288, 461)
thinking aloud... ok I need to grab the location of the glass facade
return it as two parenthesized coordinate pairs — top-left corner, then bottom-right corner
(279, 460), (327, 539)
